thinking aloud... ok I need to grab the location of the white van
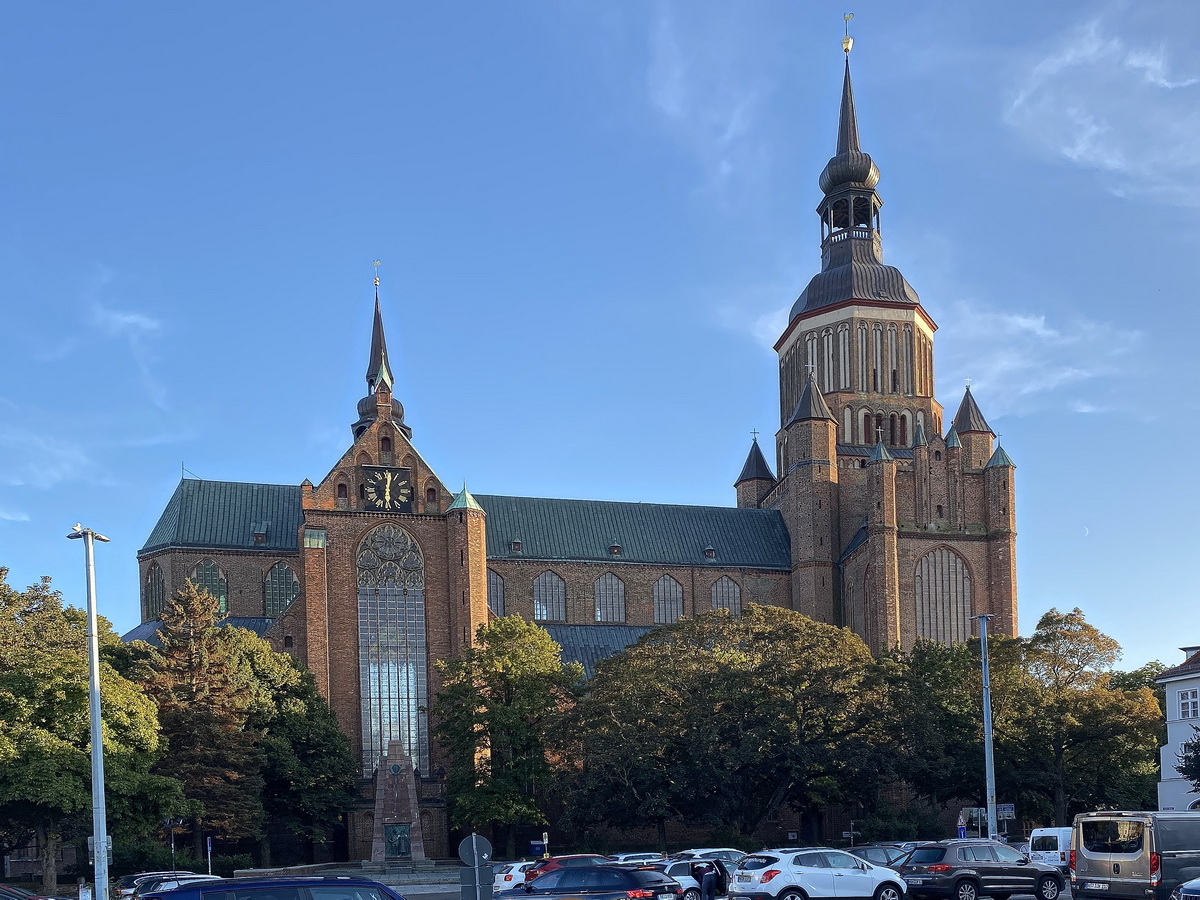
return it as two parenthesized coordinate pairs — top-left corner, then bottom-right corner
(1029, 827), (1072, 874)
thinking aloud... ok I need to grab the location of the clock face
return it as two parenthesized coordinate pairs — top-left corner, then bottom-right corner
(362, 466), (414, 512)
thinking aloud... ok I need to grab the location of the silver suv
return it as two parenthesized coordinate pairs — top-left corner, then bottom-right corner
(730, 848), (907, 900)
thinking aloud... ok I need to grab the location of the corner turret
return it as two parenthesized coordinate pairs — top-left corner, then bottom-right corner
(735, 438), (777, 509)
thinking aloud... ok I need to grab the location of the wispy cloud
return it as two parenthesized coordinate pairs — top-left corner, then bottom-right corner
(84, 268), (168, 408)
(1006, 9), (1200, 204)
(645, 4), (775, 198)
(0, 505), (31, 523)
(935, 301), (1141, 418)
(0, 425), (94, 489)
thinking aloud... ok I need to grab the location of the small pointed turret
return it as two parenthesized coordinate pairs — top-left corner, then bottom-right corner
(447, 484), (485, 512)
(912, 422), (928, 447)
(736, 439), (776, 485)
(951, 385), (993, 434)
(869, 440), (894, 463)
(945, 425), (961, 449)
(787, 374), (835, 425)
(985, 443), (1015, 468)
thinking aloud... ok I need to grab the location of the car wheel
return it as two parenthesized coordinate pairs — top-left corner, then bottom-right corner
(684, 890), (700, 900)
(779, 889), (808, 900)
(954, 881), (979, 900)
(874, 884), (902, 900)
(1036, 877), (1060, 900)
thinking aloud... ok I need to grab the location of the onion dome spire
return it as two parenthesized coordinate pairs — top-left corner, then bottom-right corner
(365, 280), (394, 393)
(352, 267), (411, 440)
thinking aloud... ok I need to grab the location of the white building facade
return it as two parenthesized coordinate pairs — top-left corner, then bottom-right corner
(1157, 645), (1200, 810)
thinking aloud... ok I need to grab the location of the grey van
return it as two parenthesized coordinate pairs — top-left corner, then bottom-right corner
(1072, 811), (1200, 900)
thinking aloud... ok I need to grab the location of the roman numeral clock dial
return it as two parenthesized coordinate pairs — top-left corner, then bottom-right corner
(362, 466), (414, 512)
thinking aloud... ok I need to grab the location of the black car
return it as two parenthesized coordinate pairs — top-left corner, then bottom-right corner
(142, 875), (407, 900)
(503, 865), (684, 900)
(848, 846), (910, 870)
(898, 840), (1064, 900)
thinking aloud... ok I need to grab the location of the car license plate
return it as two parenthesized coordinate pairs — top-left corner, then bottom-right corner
(657, 894), (673, 900)
(736, 875), (751, 883)
(905, 878), (926, 885)
(1084, 884), (1109, 892)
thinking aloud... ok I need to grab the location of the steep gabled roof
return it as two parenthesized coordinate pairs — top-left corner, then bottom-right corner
(986, 444), (1015, 468)
(140, 479), (304, 556)
(1158, 648), (1200, 681)
(474, 495), (790, 570)
(736, 440), (776, 485)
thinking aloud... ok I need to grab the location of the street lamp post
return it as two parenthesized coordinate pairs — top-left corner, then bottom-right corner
(975, 613), (998, 841)
(68, 524), (111, 900)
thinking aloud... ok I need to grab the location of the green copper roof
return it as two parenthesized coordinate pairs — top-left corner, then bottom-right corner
(945, 425), (961, 449)
(912, 422), (927, 447)
(140, 479), (304, 556)
(447, 485), (485, 512)
(868, 441), (894, 463)
(985, 444), (1015, 468)
(474, 494), (790, 570)
(542, 624), (655, 678)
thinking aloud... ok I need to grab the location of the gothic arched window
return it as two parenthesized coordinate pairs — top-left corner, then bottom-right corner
(189, 559), (228, 614)
(914, 547), (973, 644)
(356, 523), (429, 775)
(264, 562), (300, 617)
(144, 563), (165, 620)
(594, 573), (626, 623)
(487, 569), (505, 617)
(711, 576), (742, 615)
(653, 575), (684, 624)
(533, 571), (566, 622)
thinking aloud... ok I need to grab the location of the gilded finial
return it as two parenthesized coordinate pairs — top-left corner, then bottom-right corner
(373, 259), (381, 289)
(842, 12), (854, 54)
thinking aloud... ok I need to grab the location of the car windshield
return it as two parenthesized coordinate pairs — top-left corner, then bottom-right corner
(907, 849), (947, 864)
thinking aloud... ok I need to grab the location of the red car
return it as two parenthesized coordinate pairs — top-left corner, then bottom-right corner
(524, 855), (613, 883)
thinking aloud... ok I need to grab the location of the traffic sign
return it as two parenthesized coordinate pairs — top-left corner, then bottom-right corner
(458, 833), (493, 866)
(997, 803), (1016, 821)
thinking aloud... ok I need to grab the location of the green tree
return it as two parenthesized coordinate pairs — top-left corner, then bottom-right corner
(0, 567), (184, 894)
(566, 606), (883, 843)
(1178, 728), (1200, 792)
(1003, 608), (1162, 824)
(431, 616), (583, 858)
(139, 583), (267, 855)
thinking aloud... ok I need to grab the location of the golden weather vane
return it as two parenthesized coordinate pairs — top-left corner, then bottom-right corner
(843, 12), (854, 54)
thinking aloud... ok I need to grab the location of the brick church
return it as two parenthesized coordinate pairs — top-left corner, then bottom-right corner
(126, 48), (1017, 858)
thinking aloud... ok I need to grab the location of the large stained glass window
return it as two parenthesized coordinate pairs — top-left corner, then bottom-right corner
(486, 569), (505, 617)
(190, 559), (228, 614)
(593, 573), (625, 623)
(357, 523), (429, 775)
(533, 571), (566, 621)
(914, 548), (972, 644)
(711, 576), (742, 615)
(264, 562), (300, 617)
(652, 575), (683, 624)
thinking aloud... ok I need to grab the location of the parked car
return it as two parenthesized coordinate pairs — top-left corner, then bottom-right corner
(673, 849), (747, 867)
(898, 840), (1063, 900)
(1011, 844), (1030, 857)
(524, 856), (614, 884)
(495, 864), (540, 892)
(142, 875), (407, 900)
(611, 853), (668, 864)
(849, 846), (910, 870)
(644, 859), (732, 900)
(1072, 810), (1200, 900)
(1, 885), (72, 900)
(134, 877), (223, 899)
(502, 865), (683, 900)
(730, 847), (907, 900)
(1028, 828), (1071, 875)
(1171, 874), (1200, 900)
(117, 874), (198, 900)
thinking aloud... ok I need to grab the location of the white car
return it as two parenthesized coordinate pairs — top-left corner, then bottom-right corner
(648, 859), (732, 900)
(494, 862), (539, 892)
(730, 848), (906, 900)
(611, 852), (668, 863)
(674, 849), (747, 866)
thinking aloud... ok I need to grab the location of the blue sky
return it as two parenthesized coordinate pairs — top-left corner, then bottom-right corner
(2, 1), (1197, 669)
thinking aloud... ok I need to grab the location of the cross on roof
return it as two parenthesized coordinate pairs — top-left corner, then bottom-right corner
(751, 429), (759, 442)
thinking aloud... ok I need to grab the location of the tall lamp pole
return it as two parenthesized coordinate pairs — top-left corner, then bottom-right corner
(68, 524), (111, 900)
(975, 613), (998, 841)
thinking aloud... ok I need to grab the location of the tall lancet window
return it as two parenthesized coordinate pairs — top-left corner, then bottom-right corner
(914, 548), (973, 644)
(837, 324), (850, 389)
(857, 322), (869, 391)
(357, 523), (429, 775)
(822, 329), (835, 392)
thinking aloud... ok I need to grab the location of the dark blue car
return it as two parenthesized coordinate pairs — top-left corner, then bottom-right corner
(142, 875), (407, 900)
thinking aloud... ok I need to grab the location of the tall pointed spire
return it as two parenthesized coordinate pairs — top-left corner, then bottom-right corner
(836, 59), (861, 156)
(787, 373), (835, 425)
(951, 384), (993, 435)
(366, 283), (394, 393)
(736, 438), (776, 486)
